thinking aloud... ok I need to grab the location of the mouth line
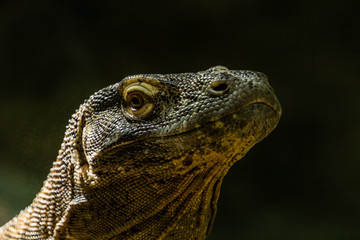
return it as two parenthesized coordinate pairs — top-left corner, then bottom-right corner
(95, 100), (280, 160)
(206, 99), (281, 122)
(162, 99), (281, 141)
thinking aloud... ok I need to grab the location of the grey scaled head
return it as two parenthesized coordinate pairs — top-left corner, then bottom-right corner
(81, 66), (281, 170)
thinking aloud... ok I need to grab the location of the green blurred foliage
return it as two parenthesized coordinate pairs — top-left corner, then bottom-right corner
(0, 0), (360, 239)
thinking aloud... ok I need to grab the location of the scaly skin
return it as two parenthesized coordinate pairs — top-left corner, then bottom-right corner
(0, 66), (281, 239)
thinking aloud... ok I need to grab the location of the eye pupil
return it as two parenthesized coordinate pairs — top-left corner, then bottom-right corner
(131, 96), (140, 106)
(128, 92), (144, 110)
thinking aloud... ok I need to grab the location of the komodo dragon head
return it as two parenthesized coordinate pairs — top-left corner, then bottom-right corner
(0, 66), (281, 240)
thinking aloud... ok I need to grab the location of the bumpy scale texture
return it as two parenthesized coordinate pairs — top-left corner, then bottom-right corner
(0, 66), (281, 240)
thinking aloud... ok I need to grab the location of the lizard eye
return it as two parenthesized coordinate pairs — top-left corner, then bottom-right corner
(125, 90), (153, 117)
(122, 81), (159, 118)
(127, 92), (144, 110)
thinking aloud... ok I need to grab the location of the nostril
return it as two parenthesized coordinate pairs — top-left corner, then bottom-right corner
(209, 81), (229, 96)
(212, 83), (228, 91)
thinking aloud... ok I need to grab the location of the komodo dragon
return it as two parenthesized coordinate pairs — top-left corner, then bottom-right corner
(0, 66), (281, 239)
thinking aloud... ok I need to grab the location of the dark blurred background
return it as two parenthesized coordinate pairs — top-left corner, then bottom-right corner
(0, 0), (359, 239)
